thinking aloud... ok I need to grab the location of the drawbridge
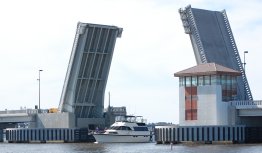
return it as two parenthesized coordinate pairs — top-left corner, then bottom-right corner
(179, 5), (252, 101)
(59, 22), (122, 128)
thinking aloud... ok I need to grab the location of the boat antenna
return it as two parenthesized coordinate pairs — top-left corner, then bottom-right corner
(108, 92), (111, 109)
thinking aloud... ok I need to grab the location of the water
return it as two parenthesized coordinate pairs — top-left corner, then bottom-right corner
(0, 142), (262, 153)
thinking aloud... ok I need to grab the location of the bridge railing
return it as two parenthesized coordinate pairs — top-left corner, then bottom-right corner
(230, 100), (262, 109)
(0, 109), (27, 115)
(0, 109), (48, 115)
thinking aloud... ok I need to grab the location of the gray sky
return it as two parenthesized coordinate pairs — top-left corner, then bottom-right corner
(0, 0), (261, 123)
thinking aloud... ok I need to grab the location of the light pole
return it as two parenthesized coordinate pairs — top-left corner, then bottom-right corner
(243, 51), (248, 72)
(37, 69), (43, 110)
(243, 51), (248, 100)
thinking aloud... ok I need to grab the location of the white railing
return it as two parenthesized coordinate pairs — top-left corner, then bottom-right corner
(222, 11), (253, 100)
(187, 6), (207, 63)
(0, 109), (48, 115)
(0, 109), (29, 115)
(230, 100), (262, 109)
(179, 6), (207, 63)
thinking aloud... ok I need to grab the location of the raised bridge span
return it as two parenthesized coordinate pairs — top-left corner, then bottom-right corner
(179, 5), (252, 101)
(178, 5), (262, 127)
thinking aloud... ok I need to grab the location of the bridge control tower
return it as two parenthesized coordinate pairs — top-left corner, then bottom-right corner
(179, 5), (252, 101)
(59, 22), (123, 129)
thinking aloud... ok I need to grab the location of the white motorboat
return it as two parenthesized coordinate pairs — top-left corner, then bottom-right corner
(93, 115), (152, 143)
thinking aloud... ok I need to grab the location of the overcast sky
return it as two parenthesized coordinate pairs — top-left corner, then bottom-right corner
(0, 0), (261, 123)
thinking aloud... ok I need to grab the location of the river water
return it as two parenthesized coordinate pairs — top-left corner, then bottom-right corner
(0, 142), (262, 153)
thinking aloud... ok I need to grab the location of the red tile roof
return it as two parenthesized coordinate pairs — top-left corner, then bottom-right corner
(174, 63), (241, 77)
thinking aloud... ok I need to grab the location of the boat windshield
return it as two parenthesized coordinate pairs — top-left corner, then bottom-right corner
(115, 115), (146, 123)
(109, 126), (119, 130)
(109, 126), (132, 130)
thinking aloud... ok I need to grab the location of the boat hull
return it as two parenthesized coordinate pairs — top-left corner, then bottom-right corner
(93, 134), (151, 143)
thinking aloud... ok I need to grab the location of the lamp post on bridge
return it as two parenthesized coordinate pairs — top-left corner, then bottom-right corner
(244, 51), (248, 73)
(243, 51), (248, 100)
(37, 69), (43, 111)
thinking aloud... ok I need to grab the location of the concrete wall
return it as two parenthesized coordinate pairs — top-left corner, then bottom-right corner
(215, 86), (230, 125)
(77, 118), (105, 129)
(36, 112), (75, 128)
(180, 85), (230, 126)
(179, 87), (185, 125)
(228, 105), (237, 125)
(197, 85), (218, 125)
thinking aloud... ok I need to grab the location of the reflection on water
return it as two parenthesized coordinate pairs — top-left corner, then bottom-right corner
(1, 142), (262, 153)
